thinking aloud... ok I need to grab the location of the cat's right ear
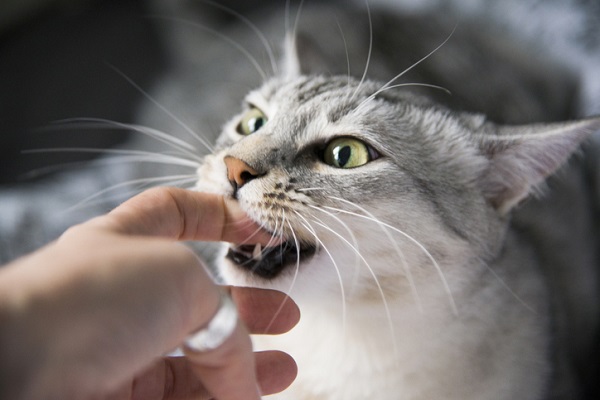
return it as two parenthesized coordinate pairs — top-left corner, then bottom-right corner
(477, 117), (600, 214)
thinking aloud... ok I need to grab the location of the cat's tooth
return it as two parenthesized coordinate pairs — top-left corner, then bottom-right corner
(253, 243), (262, 261)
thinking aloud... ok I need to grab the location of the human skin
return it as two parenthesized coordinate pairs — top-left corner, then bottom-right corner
(0, 187), (299, 400)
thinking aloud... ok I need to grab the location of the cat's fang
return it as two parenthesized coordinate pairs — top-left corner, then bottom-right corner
(252, 243), (263, 261)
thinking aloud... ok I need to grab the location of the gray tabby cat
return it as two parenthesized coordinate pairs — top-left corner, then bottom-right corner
(185, 3), (600, 400)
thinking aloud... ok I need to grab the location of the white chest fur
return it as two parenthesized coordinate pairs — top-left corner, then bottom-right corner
(246, 244), (551, 400)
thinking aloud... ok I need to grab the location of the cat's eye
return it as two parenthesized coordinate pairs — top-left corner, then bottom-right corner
(237, 107), (268, 135)
(323, 137), (377, 169)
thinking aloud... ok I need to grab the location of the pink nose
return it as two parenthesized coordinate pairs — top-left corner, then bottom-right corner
(224, 156), (260, 189)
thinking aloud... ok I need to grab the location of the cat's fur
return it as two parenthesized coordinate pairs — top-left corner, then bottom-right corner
(185, 3), (600, 400)
(198, 73), (598, 399)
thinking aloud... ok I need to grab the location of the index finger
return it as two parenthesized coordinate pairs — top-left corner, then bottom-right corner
(96, 187), (273, 244)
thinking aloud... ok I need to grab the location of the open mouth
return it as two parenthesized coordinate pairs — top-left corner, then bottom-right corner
(226, 241), (318, 279)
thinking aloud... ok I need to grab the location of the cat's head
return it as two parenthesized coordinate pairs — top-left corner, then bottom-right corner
(196, 41), (598, 308)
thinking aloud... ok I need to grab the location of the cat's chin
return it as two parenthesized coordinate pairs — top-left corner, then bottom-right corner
(225, 241), (317, 280)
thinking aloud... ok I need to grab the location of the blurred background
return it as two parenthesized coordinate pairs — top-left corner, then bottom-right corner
(0, 0), (166, 185)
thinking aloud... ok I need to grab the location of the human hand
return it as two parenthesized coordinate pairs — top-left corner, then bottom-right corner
(0, 187), (299, 400)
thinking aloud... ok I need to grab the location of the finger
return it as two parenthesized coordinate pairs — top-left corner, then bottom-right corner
(184, 322), (262, 400)
(229, 287), (300, 334)
(255, 351), (298, 396)
(129, 351), (296, 400)
(98, 187), (274, 244)
(131, 357), (209, 400)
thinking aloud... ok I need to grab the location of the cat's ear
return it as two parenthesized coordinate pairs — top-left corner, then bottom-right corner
(281, 33), (302, 79)
(478, 117), (600, 214)
(280, 32), (330, 79)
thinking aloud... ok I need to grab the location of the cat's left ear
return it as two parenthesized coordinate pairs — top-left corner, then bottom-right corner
(478, 117), (600, 214)
(281, 33), (302, 79)
(280, 32), (330, 79)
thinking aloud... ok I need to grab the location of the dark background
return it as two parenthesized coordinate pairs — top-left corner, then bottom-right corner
(0, 0), (167, 185)
(0, 0), (291, 186)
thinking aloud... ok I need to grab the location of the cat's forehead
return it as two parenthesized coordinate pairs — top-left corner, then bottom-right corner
(234, 75), (474, 157)
(241, 76), (403, 143)
(248, 76), (375, 120)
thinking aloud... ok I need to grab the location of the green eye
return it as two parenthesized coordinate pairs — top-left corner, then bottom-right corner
(323, 137), (375, 168)
(237, 107), (268, 135)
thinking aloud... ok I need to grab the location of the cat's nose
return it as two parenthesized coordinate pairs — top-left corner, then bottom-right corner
(224, 156), (260, 189)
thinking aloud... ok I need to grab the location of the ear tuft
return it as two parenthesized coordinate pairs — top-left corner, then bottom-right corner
(280, 31), (331, 79)
(281, 33), (301, 80)
(479, 117), (600, 214)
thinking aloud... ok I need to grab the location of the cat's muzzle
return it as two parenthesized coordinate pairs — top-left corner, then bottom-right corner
(226, 241), (317, 279)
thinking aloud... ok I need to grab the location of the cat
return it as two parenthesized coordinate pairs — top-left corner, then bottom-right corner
(186, 3), (600, 400)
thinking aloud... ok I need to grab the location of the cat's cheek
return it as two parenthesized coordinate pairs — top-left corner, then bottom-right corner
(195, 154), (231, 195)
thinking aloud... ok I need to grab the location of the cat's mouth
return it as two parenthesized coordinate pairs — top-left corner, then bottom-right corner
(226, 241), (317, 279)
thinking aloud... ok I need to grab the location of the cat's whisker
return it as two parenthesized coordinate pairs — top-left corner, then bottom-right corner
(307, 212), (399, 359)
(352, 24), (456, 114)
(64, 174), (199, 213)
(48, 118), (197, 151)
(216, 219), (279, 273)
(334, 17), (352, 87)
(306, 205), (362, 293)
(349, 1), (373, 103)
(86, 155), (199, 170)
(262, 216), (303, 334)
(294, 211), (347, 334)
(24, 148), (201, 169)
(291, 0), (306, 50)
(282, 0), (306, 79)
(93, 155), (199, 168)
(286, 218), (302, 295)
(322, 197), (422, 312)
(47, 118), (203, 160)
(295, 187), (327, 192)
(150, 17), (269, 82)
(104, 63), (215, 152)
(20, 158), (118, 181)
(221, 216), (277, 247)
(327, 197), (459, 314)
(229, 211), (285, 261)
(354, 83), (452, 113)
(479, 257), (537, 314)
(201, 0), (278, 76)
(239, 209), (281, 273)
(21, 152), (200, 190)
(327, 202), (457, 314)
(267, 211), (283, 248)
